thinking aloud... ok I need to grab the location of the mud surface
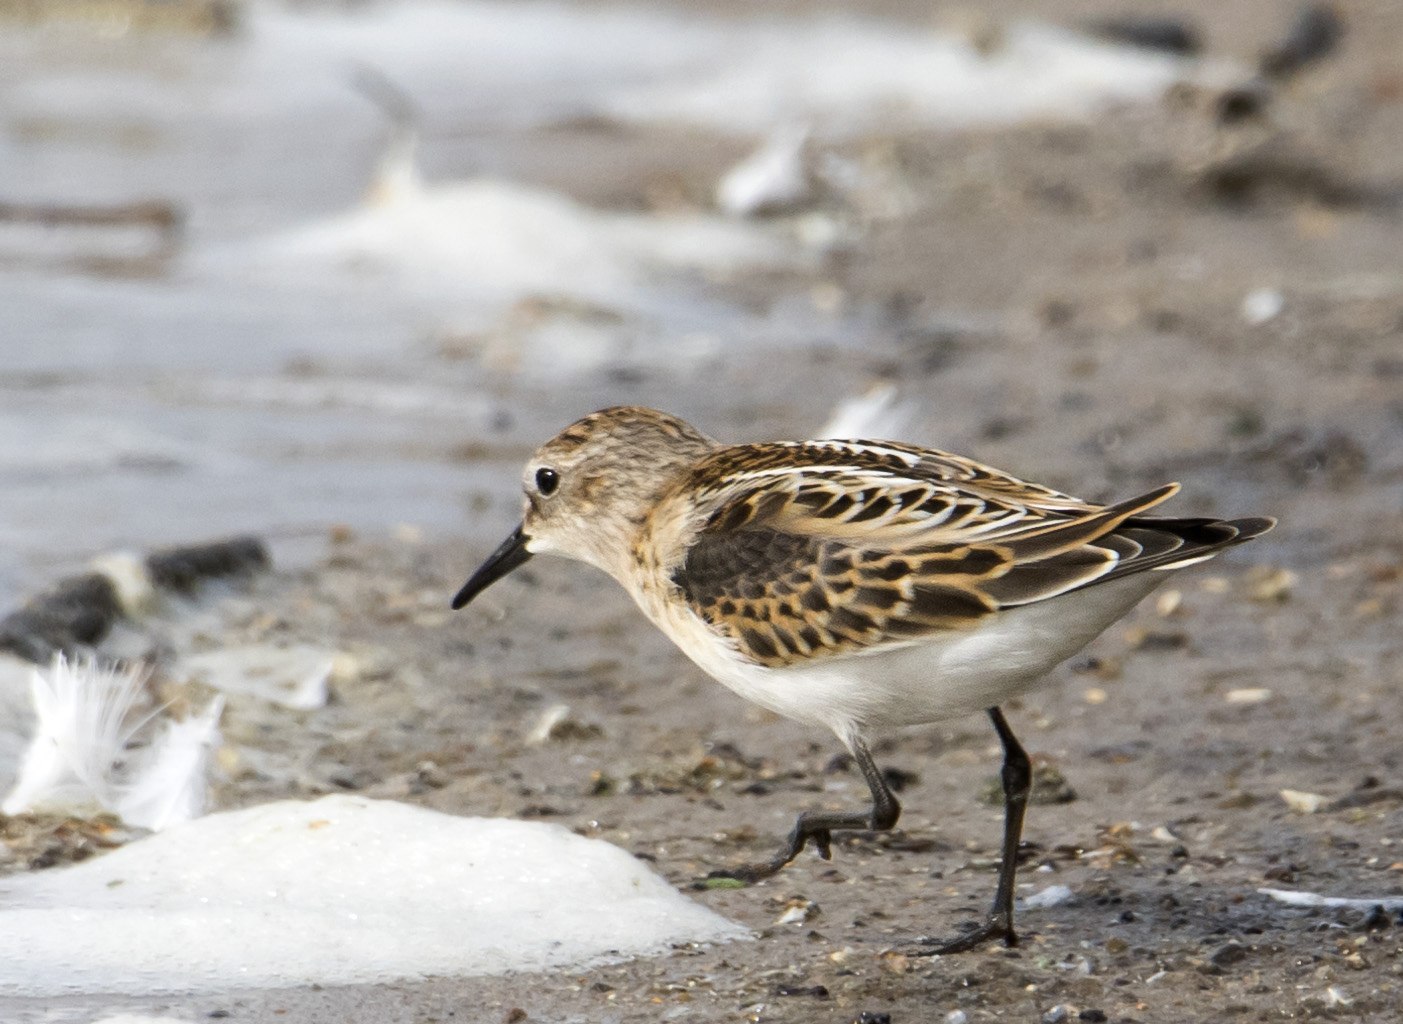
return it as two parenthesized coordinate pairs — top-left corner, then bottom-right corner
(6, 0), (1403, 1021)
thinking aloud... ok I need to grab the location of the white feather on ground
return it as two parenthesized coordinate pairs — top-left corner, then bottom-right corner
(816, 381), (914, 440)
(1, 655), (222, 832)
(1260, 888), (1403, 911)
(716, 124), (813, 217)
(1, 655), (149, 817)
(1019, 884), (1075, 909)
(116, 696), (224, 832)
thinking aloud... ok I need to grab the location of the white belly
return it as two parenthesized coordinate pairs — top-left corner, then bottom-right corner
(636, 573), (1165, 743)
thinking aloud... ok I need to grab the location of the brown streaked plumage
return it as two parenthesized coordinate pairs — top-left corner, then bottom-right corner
(452, 406), (1275, 954)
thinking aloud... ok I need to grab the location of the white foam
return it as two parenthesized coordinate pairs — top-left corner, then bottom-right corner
(204, 5), (1202, 314)
(236, 177), (791, 303)
(241, 2), (1202, 136)
(606, 19), (1194, 134)
(0, 795), (748, 996)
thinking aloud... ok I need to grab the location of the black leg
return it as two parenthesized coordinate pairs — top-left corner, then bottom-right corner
(709, 737), (901, 884)
(912, 705), (1032, 955)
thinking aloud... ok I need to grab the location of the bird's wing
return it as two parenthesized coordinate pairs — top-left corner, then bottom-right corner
(686, 439), (1100, 545)
(666, 440), (1247, 668)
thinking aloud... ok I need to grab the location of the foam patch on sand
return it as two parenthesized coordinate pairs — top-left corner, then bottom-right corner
(250, 177), (790, 301)
(0, 795), (747, 996)
(605, 19), (1194, 134)
(248, 1), (1203, 135)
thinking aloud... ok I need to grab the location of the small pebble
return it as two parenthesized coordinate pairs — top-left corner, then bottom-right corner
(1088, 16), (1200, 55)
(1246, 566), (1296, 602)
(1242, 287), (1285, 325)
(776, 983), (829, 998)
(1323, 986), (1352, 1007)
(774, 898), (820, 926)
(1209, 941), (1249, 969)
(1022, 884), (1074, 910)
(1280, 789), (1328, 814)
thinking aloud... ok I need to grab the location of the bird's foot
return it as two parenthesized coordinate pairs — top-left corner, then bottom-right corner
(701, 865), (767, 887)
(702, 828), (833, 886)
(902, 917), (1019, 956)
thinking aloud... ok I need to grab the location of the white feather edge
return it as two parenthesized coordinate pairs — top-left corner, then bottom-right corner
(2, 655), (223, 832)
(816, 382), (914, 442)
(2, 655), (150, 816)
(116, 695), (224, 832)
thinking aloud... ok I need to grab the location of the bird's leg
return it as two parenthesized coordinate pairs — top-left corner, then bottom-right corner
(709, 737), (900, 884)
(911, 706), (1032, 954)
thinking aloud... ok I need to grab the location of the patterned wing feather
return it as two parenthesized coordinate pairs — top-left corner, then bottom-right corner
(668, 442), (1271, 667)
(677, 528), (1006, 665)
(691, 440), (1099, 546)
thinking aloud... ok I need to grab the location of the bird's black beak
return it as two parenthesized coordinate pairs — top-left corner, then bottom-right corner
(451, 524), (533, 610)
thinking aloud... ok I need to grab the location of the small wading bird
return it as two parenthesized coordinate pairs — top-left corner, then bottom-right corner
(452, 407), (1273, 952)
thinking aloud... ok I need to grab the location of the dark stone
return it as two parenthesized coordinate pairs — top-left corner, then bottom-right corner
(1209, 941), (1250, 969)
(1088, 17), (1201, 55)
(776, 984), (830, 998)
(881, 766), (919, 793)
(0, 573), (123, 662)
(1362, 904), (1392, 931)
(1261, 3), (1345, 79)
(145, 535), (270, 593)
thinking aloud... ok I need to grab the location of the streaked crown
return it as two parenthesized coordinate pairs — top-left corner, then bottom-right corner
(518, 407), (716, 577)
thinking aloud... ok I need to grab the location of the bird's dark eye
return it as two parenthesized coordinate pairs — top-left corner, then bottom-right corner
(535, 467), (560, 496)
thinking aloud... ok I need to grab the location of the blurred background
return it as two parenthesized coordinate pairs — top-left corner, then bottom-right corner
(2, 2), (1402, 1017)
(0, 0), (1397, 602)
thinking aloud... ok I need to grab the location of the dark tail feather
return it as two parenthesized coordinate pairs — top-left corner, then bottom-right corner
(1098, 514), (1276, 579)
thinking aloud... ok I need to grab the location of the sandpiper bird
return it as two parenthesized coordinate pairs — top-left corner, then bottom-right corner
(452, 406), (1274, 952)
